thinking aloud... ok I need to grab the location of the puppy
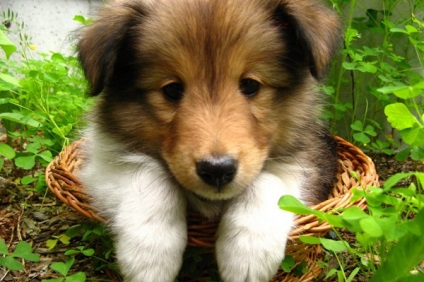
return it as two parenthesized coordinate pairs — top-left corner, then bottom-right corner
(77, 0), (341, 281)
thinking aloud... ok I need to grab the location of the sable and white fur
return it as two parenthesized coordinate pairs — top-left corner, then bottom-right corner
(77, 0), (341, 281)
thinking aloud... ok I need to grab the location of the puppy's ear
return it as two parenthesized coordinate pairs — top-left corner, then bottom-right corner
(274, 0), (342, 80)
(77, 2), (146, 95)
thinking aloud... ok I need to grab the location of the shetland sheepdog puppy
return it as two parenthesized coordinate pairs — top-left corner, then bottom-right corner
(77, 0), (341, 281)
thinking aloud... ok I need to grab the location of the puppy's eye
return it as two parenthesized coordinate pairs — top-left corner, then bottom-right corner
(162, 82), (184, 102)
(239, 79), (260, 97)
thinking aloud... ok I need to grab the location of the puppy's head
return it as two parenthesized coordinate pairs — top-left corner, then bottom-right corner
(78, 0), (341, 200)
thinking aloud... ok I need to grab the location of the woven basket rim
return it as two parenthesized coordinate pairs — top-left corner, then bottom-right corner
(46, 135), (379, 237)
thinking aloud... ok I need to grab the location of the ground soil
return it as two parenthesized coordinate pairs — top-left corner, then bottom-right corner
(0, 150), (423, 282)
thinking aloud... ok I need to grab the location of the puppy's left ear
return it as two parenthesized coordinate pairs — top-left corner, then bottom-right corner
(275, 0), (342, 80)
(77, 2), (147, 96)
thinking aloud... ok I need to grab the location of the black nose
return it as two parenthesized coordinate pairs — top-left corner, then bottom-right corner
(196, 156), (237, 189)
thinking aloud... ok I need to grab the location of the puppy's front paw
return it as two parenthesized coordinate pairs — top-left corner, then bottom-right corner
(114, 204), (187, 282)
(110, 174), (188, 282)
(216, 218), (290, 282)
(216, 173), (295, 282)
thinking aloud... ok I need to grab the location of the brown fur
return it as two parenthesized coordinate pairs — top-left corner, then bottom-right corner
(78, 0), (341, 204)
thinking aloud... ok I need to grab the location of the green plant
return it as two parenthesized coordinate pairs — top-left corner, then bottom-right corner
(0, 241), (40, 271)
(279, 171), (424, 281)
(46, 233), (72, 250)
(280, 255), (308, 277)
(0, 12), (90, 190)
(50, 223), (118, 274)
(42, 257), (86, 282)
(325, 0), (424, 159)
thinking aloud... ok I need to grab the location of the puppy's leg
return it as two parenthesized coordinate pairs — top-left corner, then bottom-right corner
(110, 166), (187, 282)
(216, 171), (301, 282)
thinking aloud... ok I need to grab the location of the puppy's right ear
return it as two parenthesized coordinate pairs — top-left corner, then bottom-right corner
(77, 2), (146, 96)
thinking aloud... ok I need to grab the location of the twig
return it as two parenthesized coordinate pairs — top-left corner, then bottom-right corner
(0, 269), (10, 281)
(16, 208), (24, 242)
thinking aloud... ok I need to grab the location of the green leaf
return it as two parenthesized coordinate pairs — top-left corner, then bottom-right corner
(364, 125), (377, 136)
(26, 142), (41, 154)
(12, 241), (32, 257)
(350, 120), (363, 131)
(347, 267), (360, 282)
(81, 248), (95, 257)
(353, 132), (370, 144)
(395, 147), (412, 161)
(411, 147), (424, 161)
(21, 175), (37, 185)
(73, 14), (92, 25)
(324, 268), (339, 280)
(384, 173), (413, 189)
(15, 155), (36, 170)
(51, 52), (66, 62)
(393, 86), (421, 99)
(0, 73), (21, 88)
(377, 85), (421, 99)
(50, 260), (71, 277)
(399, 127), (424, 146)
(344, 28), (359, 46)
(66, 272), (86, 282)
(0, 112), (41, 128)
(359, 217), (383, 237)
(370, 209), (424, 282)
(384, 103), (417, 130)
(58, 234), (71, 245)
(64, 249), (80, 256)
(342, 61), (357, 70)
(414, 80), (424, 90)
(52, 124), (73, 138)
(341, 206), (368, 221)
(405, 24), (418, 34)
(65, 225), (84, 238)
(37, 150), (53, 162)
(12, 241), (40, 262)
(298, 236), (321, 245)
(0, 240), (9, 254)
(357, 62), (378, 73)
(398, 273), (424, 282)
(321, 213), (346, 228)
(299, 236), (348, 253)
(0, 143), (16, 159)
(0, 256), (23, 270)
(0, 98), (11, 104)
(46, 239), (58, 250)
(281, 255), (295, 273)
(390, 27), (408, 34)
(278, 195), (319, 216)
(19, 252), (40, 262)
(0, 30), (17, 59)
(49, 234), (71, 251)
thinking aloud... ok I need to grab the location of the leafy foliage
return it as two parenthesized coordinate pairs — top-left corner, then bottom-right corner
(0, 11), (90, 190)
(42, 257), (86, 282)
(279, 171), (424, 281)
(0, 241), (40, 271)
(326, 0), (424, 161)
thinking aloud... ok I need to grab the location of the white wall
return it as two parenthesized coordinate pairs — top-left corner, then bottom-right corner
(1, 0), (103, 57)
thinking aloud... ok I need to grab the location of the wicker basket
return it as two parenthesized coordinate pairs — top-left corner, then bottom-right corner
(46, 136), (379, 281)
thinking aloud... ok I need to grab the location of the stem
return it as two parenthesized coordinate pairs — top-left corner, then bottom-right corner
(334, 0), (358, 137)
